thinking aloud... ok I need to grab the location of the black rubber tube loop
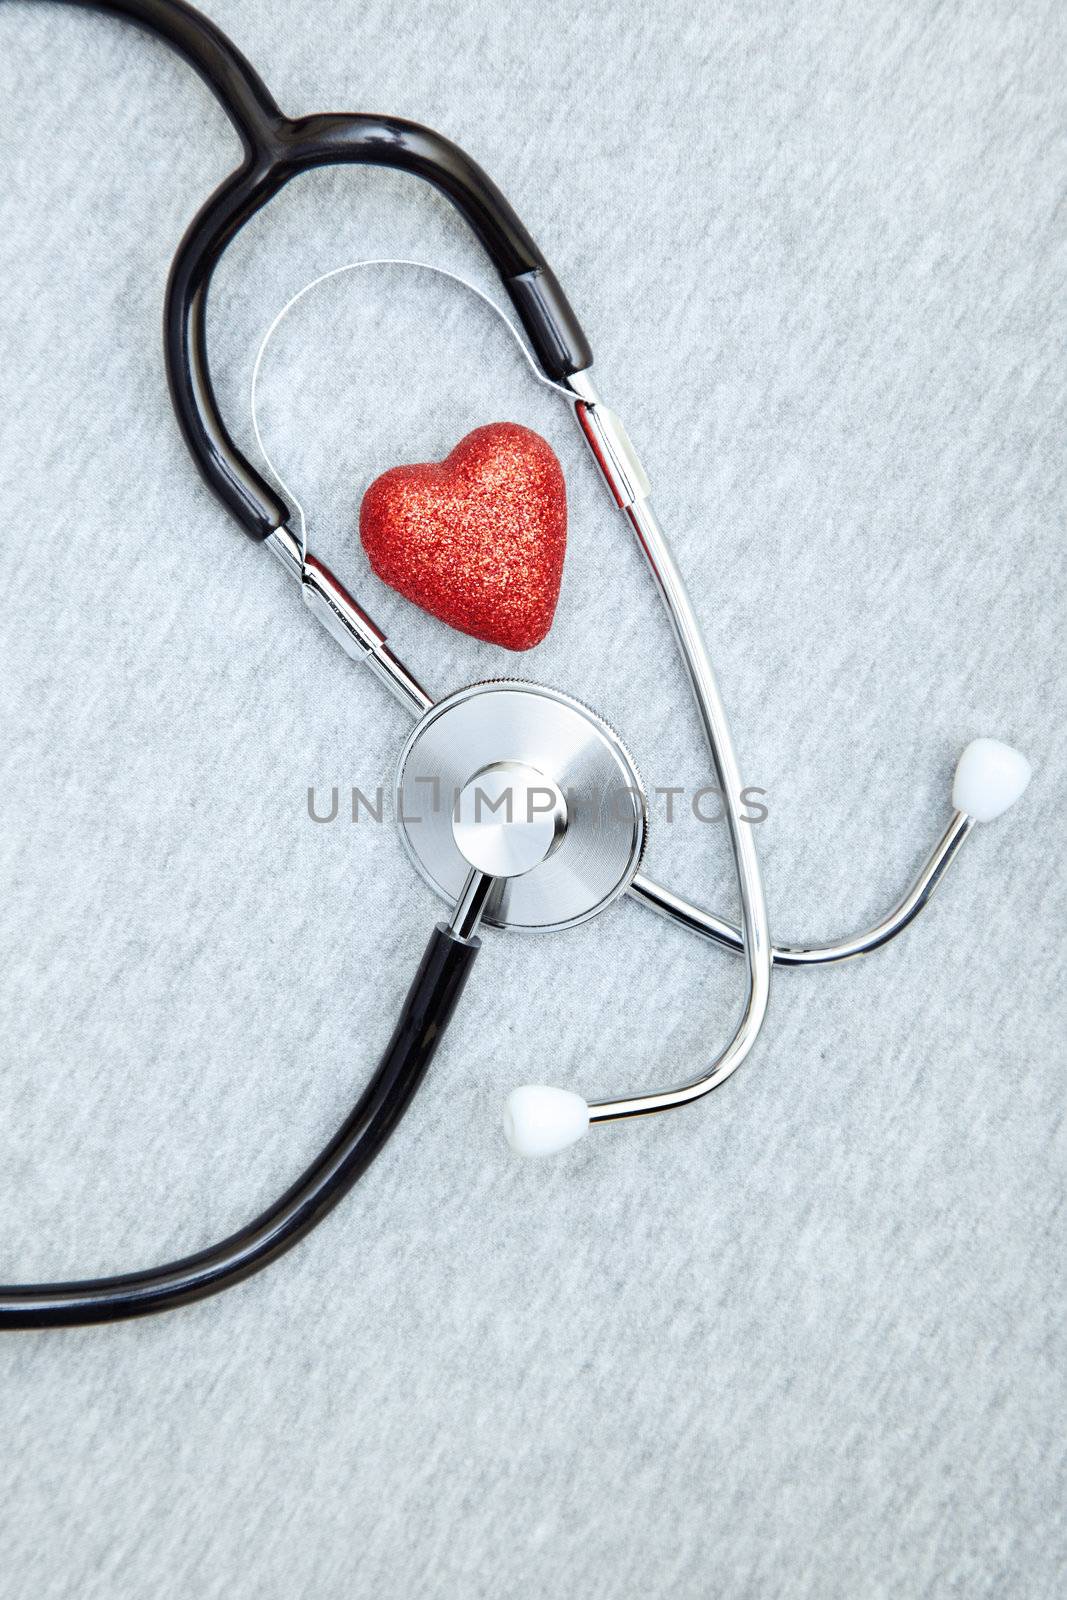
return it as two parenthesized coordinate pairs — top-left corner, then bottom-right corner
(60, 0), (593, 539)
(0, 925), (480, 1328)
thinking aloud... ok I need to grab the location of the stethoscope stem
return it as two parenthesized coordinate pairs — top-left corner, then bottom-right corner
(449, 870), (497, 942)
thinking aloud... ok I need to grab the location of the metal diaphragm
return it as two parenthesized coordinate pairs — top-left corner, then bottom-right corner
(396, 681), (647, 932)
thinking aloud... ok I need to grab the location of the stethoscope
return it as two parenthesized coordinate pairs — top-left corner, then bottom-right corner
(1, 0), (1031, 1328)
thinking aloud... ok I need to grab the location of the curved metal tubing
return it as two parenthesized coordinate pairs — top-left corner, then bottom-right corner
(630, 811), (975, 969)
(566, 383), (774, 1126)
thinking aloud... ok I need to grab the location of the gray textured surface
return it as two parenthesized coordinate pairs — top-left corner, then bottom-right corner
(1, 1), (1064, 1595)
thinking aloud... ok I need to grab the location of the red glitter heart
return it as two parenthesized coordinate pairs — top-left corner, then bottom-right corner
(359, 422), (567, 651)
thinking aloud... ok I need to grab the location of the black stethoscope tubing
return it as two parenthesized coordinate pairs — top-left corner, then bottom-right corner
(1, 0), (589, 1327)
(100, 0), (592, 541)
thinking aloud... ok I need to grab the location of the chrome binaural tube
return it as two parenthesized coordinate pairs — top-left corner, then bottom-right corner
(630, 811), (975, 968)
(567, 376), (773, 1124)
(266, 525), (433, 718)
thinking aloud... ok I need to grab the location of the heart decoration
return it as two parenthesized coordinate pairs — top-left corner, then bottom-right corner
(359, 422), (567, 651)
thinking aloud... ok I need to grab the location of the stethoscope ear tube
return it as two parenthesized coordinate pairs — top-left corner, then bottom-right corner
(0, 923), (480, 1328)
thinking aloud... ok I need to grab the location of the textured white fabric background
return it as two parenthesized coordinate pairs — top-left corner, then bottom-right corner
(0, 1), (1064, 1595)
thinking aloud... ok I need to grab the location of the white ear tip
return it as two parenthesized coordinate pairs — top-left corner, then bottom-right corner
(952, 738), (1031, 822)
(504, 1085), (590, 1158)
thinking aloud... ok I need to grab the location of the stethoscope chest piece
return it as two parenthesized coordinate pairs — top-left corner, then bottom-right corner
(396, 681), (647, 932)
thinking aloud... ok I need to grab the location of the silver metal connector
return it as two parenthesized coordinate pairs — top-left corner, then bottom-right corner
(265, 526), (432, 718)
